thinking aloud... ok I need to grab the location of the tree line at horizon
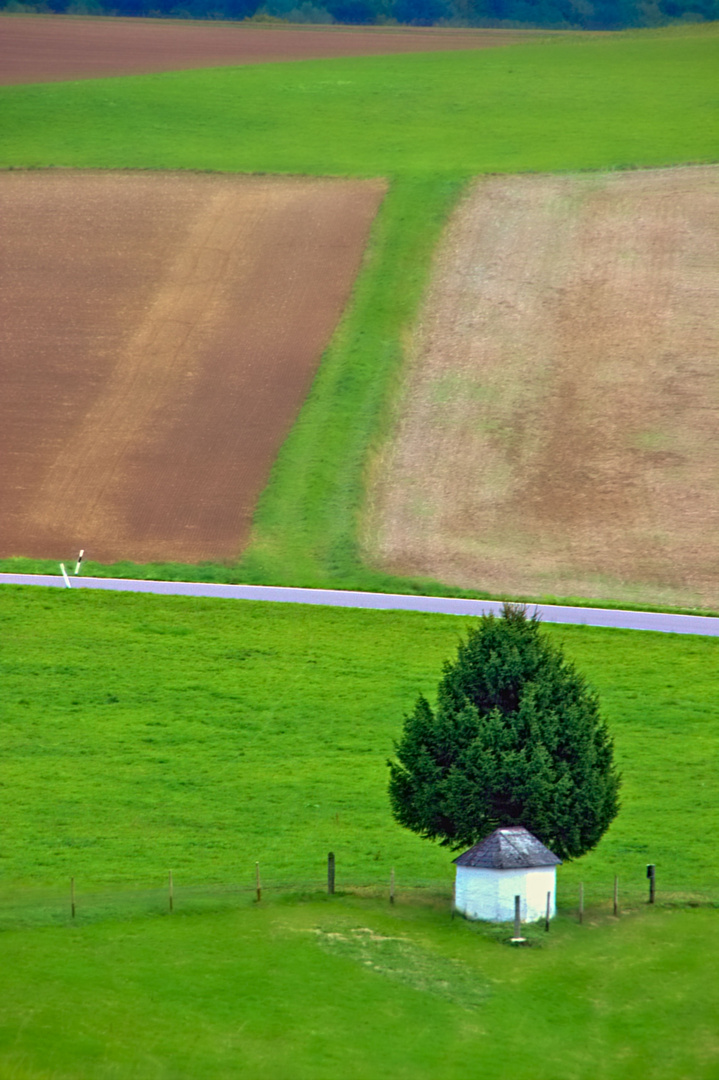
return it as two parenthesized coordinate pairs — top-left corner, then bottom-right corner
(2, 0), (716, 35)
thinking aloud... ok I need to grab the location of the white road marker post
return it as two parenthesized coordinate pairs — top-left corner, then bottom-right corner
(59, 563), (72, 588)
(74, 550), (84, 575)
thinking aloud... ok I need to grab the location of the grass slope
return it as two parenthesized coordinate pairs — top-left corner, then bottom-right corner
(1, 586), (717, 901)
(1, 25), (718, 602)
(1, 898), (717, 1079)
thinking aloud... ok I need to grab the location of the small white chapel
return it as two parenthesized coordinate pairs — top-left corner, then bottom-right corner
(453, 825), (561, 923)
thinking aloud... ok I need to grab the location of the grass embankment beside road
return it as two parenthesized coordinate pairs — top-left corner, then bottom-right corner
(1, 897), (716, 1080)
(1, 585), (717, 898)
(1, 25), (718, 608)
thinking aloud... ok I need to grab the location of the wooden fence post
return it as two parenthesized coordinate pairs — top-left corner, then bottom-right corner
(647, 864), (655, 904)
(327, 852), (335, 895)
(168, 870), (173, 913)
(255, 861), (261, 903)
(71, 876), (76, 920)
(613, 875), (619, 917)
(579, 883), (584, 924)
(545, 890), (551, 931)
(511, 894), (525, 942)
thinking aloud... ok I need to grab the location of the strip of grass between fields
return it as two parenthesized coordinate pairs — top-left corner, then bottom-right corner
(3, 168), (718, 619)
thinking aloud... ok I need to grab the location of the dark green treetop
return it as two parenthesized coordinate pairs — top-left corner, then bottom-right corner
(388, 604), (620, 860)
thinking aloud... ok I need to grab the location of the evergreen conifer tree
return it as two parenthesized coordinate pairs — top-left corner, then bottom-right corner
(388, 604), (620, 859)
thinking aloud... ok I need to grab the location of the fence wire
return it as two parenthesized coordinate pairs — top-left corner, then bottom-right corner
(0, 872), (717, 932)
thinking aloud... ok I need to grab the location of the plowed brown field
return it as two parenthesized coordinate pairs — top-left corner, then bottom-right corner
(0, 15), (535, 85)
(1, 170), (385, 564)
(367, 166), (719, 609)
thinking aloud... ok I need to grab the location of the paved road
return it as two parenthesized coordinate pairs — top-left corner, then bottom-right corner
(1, 572), (717, 636)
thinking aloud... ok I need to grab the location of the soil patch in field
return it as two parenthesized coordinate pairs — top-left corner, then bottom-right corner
(0, 15), (539, 85)
(367, 166), (719, 609)
(0, 169), (385, 564)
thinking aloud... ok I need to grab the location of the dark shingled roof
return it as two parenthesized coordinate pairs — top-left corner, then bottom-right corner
(453, 827), (562, 869)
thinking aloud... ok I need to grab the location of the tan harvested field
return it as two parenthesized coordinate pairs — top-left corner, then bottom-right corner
(0, 15), (537, 85)
(0, 169), (385, 564)
(367, 166), (719, 609)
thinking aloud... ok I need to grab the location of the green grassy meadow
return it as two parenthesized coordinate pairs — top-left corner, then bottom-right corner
(1, 24), (718, 602)
(1, 900), (717, 1080)
(1, 586), (718, 1077)
(2, 586), (717, 896)
(2, 28), (716, 177)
